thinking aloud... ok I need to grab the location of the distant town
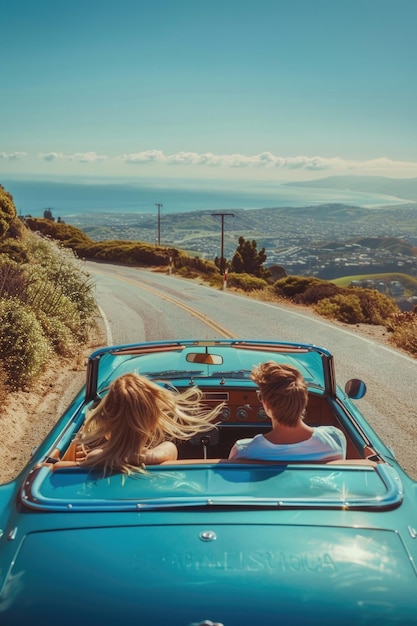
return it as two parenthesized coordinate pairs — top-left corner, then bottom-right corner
(62, 202), (417, 282)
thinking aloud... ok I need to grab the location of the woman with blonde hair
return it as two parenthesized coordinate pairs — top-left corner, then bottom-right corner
(49, 372), (223, 474)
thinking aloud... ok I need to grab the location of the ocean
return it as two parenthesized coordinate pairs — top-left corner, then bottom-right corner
(1, 175), (408, 220)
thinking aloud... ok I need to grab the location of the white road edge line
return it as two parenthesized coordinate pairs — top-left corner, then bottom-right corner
(222, 290), (417, 364)
(98, 305), (113, 346)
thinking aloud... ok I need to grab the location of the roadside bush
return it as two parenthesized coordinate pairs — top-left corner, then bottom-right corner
(36, 311), (76, 357)
(77, 240), (170, 267)
(0, 256), (32, 300)
(352, 288), (399, 324)
(23, 234), (97, 339)
(0, 237), (31, 263)
(227, 272), (268, 291)
(295, 280), (398, 325)
(315, 293), (365, 324)
(273, 276), (322, 299)
(268, 265), (287, 281)
(175, 266), (200, 279)
(30, 279), (92, 341)
(386, 311), (417, 332)
(386, 312), (417, 355)
(174, 254), (217, 275)
(25, 217), (93, 248)
(0, 186), (18, 239)
(208, 273), (225, 288)
(0, 297), (50, 389)
(0, 231), (98, 387)
(295, 281), (341, 305)
(0, 208), (100, 390)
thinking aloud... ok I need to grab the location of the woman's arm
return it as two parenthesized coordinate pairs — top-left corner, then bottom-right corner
(41, 442), (178, 469)
(144, 441), (178, 465)
(39, 445), (98, 470)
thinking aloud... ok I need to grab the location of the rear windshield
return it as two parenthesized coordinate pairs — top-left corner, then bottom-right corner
(24, 462), (402, 512)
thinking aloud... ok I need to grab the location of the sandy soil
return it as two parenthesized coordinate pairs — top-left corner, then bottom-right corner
(0, 296), (405, 484)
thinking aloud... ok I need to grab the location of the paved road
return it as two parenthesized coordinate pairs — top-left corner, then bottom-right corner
(86, 261), (417, 479)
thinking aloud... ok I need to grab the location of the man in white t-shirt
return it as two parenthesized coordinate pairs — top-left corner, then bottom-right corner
(228, 361), (346, 462)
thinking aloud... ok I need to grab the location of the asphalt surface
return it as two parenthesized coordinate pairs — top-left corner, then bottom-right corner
(86, 261), (417, 479)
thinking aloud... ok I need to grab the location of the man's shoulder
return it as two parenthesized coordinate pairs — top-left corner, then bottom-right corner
(315, 425), (347, 447)
(235, 436), (258, 448)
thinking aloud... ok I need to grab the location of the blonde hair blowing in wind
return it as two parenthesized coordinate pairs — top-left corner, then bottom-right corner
(77, 373), (223, 475)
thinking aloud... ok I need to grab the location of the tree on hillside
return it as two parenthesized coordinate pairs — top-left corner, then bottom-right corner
(230, 236), (270, 278)
(43, 208), (54, 220)
(0, 185), (18, 239)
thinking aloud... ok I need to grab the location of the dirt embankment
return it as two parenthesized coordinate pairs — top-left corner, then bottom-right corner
(0, 325), (106, 484)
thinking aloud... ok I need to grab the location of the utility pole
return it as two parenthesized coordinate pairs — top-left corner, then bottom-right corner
(211, 212), (234, 275)
(155, 203), (163, 245)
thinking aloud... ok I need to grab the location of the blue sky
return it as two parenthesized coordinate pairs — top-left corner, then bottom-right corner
(1, 0), (417, 183)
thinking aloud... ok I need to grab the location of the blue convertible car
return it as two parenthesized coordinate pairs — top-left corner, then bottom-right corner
(1, 339), (416, 625)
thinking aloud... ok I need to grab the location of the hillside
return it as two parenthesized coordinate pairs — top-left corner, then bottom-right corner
(285, 175), (417, 202)
(317, 236), (417, 257)
(25, 205), (417, 284)
(69, 203), (417, 260)
(332, 272), (417, 292)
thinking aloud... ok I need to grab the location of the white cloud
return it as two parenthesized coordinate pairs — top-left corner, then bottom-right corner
(118, 150), (165, 164)
(360, 157), (415, 170)
(0, 151), (27, 160)
(70, 151), (107, 163)
(8, 149), (415, 177)
(166, 151), (212, 165)
(117, 150), (417, 173)
(39, 151), (107, 163)
(39, 152), (66, 161)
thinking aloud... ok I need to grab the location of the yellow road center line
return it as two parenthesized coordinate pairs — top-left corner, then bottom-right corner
(92, 268), (237, 339)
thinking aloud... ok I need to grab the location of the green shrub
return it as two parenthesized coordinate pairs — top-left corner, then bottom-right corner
(295, 279), (399, 325)
(23, 234), (97, 340)
(0, 256), (31, 300)
(174, 254), (217, 275)
(315, 293), (365, 324)
(313, 297), (340, 320)
(0, 186), (18, 239)
(227, 272), (268, 291)
(352, 288), (398, 324)
(175, 266), (199, 279)
(273, 276), (322, 298)
(0, 211), (100, 388)
(0, 297), (50, 389)
(25, 217), (93, 248)
(207, 273), (224, 288)
(0, 232), (98, 385)
(295, 281), (341, 305)
(76, 240), (171, 267)
(0, 237), (32, 263)
(36, 310), (77, 357)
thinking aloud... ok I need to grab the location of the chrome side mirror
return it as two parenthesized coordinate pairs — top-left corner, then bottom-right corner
(345, 378), (366, 399)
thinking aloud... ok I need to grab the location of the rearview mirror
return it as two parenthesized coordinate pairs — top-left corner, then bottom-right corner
(186, 353), (223, 365)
